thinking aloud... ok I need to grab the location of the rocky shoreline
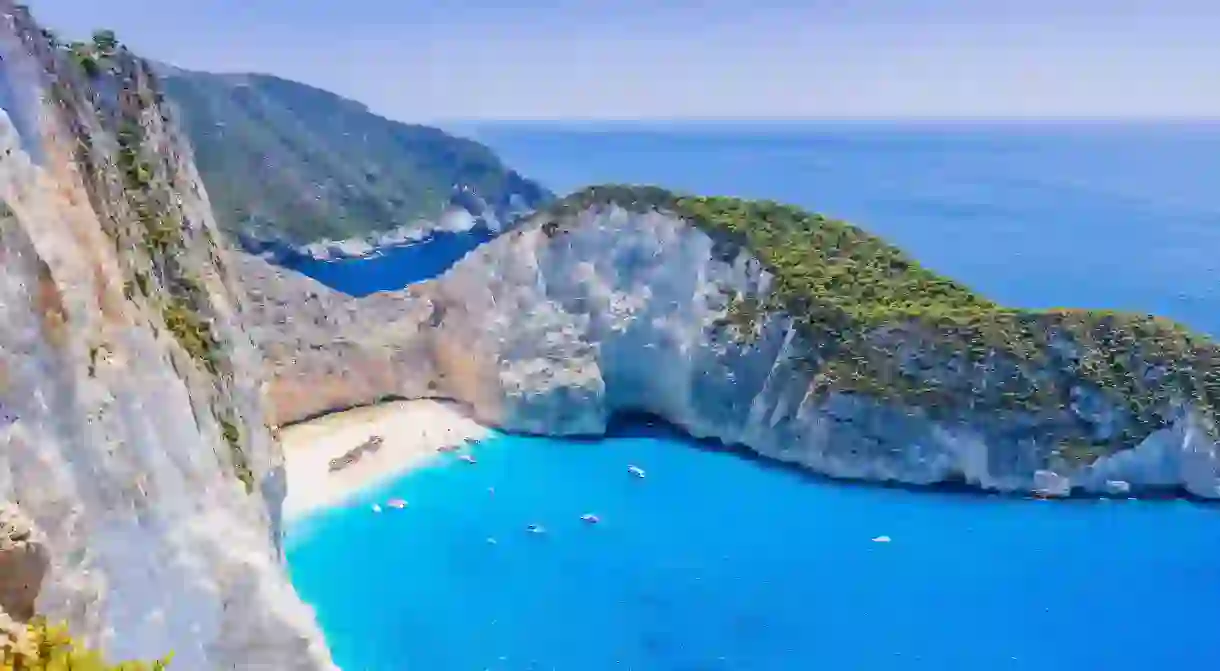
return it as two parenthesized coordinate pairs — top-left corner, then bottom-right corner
(240, 202), (1220, 501)
(236, 186), (540, 262)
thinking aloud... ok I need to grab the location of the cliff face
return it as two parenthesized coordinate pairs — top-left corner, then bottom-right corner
(0, 5), (332, 668)
(248, 199), (1220, 499)
(238, 251), (435, 425)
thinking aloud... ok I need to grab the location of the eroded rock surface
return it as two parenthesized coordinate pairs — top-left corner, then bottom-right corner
(0, 4), (333, 668)
(245, 203), (1220, 499)
(0, 503), (47, 622)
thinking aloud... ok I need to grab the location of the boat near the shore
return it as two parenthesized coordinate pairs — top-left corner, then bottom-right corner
(328, 435), (385, 472)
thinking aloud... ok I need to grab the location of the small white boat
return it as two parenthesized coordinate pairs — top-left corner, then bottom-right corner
(459, 454), (477, 464)
(580, 513), (600, 524)
(486, 537), (498, 545)
(388, 498), (408, 509)
(1105, 480), (1131, 495)
(371, 504), (382, 513)
(871, 535), (891, 543)
(627, 465), (646, 479)
(526, 524), (546, 534)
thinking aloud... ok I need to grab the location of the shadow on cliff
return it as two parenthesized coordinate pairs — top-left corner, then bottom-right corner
(583, 412), (1213, 505)
(279, 396), (1213, 505)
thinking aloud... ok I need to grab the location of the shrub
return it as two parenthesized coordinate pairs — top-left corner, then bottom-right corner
(218, 417), (254, 494)
(91, 30), (119, 57)
(66, 42), (100, 79)
(2, 618), (171, 670)
(161, 297), (219, 374)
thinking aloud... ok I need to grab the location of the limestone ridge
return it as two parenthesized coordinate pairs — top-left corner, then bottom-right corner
(0, 4), (334, 669)
(247, 185), (1220, 498)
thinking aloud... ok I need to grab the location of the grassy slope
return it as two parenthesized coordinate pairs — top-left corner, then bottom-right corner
(542, 185), (1220, 454)
(160, 70), (550, 244)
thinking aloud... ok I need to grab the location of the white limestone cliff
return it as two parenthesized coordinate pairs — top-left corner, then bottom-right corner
(248, 204), (1220, 499)
(0, 4), (334, 668)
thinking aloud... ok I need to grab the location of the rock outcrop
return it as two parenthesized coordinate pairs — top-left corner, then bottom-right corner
(0, 503), (47, 622)
(238, 252), (434, 425)
(0, 4), (333, 668)
(246, 188), (1220, 499)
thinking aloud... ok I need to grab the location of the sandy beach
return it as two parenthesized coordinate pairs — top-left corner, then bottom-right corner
(279, 400), (489, 518)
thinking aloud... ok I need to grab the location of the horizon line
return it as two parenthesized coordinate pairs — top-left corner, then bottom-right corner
(437, 116), (1220, 126)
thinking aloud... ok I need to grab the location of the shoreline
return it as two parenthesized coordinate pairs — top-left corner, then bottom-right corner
(277, 402), (1214, 518)
(278, 399), (489, 519)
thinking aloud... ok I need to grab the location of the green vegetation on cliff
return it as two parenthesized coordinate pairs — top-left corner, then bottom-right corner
(2, 619), (170, 670)
(46, 28), (256, 492)
(542, 185), (1220, 451)
(158, 69), (550, 244)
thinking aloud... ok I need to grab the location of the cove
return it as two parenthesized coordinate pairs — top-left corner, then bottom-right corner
(285, 422), (1220, 671)
(277, 226), (496, 297)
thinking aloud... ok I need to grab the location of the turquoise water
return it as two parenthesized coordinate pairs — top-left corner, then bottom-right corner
(288, 424), (1220, 671)
(285, 123), (1220, 669)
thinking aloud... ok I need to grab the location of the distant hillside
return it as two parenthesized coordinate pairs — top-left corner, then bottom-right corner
(159, 67), (551, 244)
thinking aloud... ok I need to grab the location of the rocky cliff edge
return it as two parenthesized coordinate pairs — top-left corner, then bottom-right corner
(248, 185), (1220, 499)
(0, 4), (334, 668)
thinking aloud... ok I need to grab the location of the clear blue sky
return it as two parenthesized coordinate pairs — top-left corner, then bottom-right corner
(29, 0), (1220, 122)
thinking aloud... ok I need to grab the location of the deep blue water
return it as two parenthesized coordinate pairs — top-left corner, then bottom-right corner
(463, 121), (1220, 336)
(279, 227), (495, 296)
(286, 123), (1220, 670)
(288, 425), (1220, 671)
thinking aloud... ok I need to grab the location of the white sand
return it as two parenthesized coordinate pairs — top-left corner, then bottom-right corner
(278, 400), (489, 518)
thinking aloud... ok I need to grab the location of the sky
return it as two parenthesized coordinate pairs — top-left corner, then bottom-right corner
(28, 0), (1220, 122)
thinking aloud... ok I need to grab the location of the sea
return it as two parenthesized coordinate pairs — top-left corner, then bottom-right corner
(275, 227), (497, 296)
(284, 122), (1220, 670)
